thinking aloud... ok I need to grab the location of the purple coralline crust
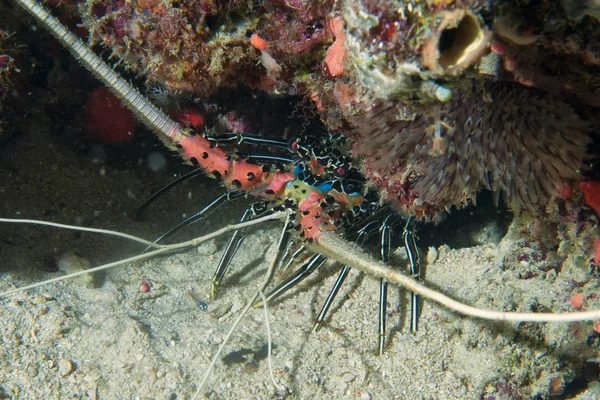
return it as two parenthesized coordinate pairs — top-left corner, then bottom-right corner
(85, 0), (259, 95)
(83, 0), (335, 96)
(257, 9), (328, 58)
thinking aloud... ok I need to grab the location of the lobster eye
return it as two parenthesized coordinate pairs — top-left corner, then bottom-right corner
(287, 137), (299, 153)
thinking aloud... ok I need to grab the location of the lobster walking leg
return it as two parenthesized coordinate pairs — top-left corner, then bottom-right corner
(135, 169), (204, 220)
(313, 220), (380, 332)
(403, 217), (421, 333)
(378, 215), (394, 356)
(143, 191), (244, 252)
(259, 254), (327, 305)
(279, 244), (307, 273)
(210, 202), (273, 299)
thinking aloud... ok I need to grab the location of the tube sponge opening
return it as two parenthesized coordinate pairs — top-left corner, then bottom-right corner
(422, 10), (489, 76)
(438, 13), (485, 68)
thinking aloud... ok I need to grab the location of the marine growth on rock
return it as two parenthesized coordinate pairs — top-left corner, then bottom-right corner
(38, 0), (600, 217)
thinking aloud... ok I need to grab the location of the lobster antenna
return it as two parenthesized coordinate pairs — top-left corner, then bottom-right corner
(14, 0), (181, 144)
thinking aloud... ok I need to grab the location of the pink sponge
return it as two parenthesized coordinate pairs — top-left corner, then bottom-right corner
(580, 181), (600, 216)
(85, 87), (137, 144)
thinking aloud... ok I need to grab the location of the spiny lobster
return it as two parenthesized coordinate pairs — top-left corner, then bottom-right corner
(12, 0), (422, 357)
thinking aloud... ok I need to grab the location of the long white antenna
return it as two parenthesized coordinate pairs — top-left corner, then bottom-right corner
(14, 0), (181, 143)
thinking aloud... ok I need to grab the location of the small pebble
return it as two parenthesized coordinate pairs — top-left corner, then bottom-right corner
(58, 359), (73, 376)
(427, 246), (438, 265)
(341, 372), (355, 382)
(57, 253), (94, 288)
(147, 151), (167, 172)
(26, 365), (38, 377)
(570, 293), (584, 309)
(243, 362), (258, 373)
(139, 280), (150, 293)
(197, 240), (218, 256)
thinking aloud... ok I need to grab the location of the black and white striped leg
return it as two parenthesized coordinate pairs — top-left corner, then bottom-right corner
(279, 244), (307, 274)
(313, 221), (380, 333)
(135, 168), (204, 220)
(210, 202), (271, 299)
(403, 217), (421, 333)
(259, 253), (327, 306)
(144, 190), (244, 252)
(378, 215), (393, 356)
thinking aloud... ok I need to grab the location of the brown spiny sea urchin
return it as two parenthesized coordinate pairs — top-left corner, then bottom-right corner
(348, 78), (591, 218)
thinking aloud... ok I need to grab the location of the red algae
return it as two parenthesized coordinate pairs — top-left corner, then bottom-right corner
(85, 87), (137, 144)
(250, 33), (267, 51)
(176, 110), (205, 132)
(580, 181), (600, 215)
(570, 293), (584, 309)
(556, 184), (573, 200)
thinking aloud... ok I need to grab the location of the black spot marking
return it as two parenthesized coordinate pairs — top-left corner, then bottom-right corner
(247, 172), (255, 181)
(201, 152), (209, 159)
(190, 157), (199, 167)
(212, 171), (222, 180)
(232, 179), (242, 189)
